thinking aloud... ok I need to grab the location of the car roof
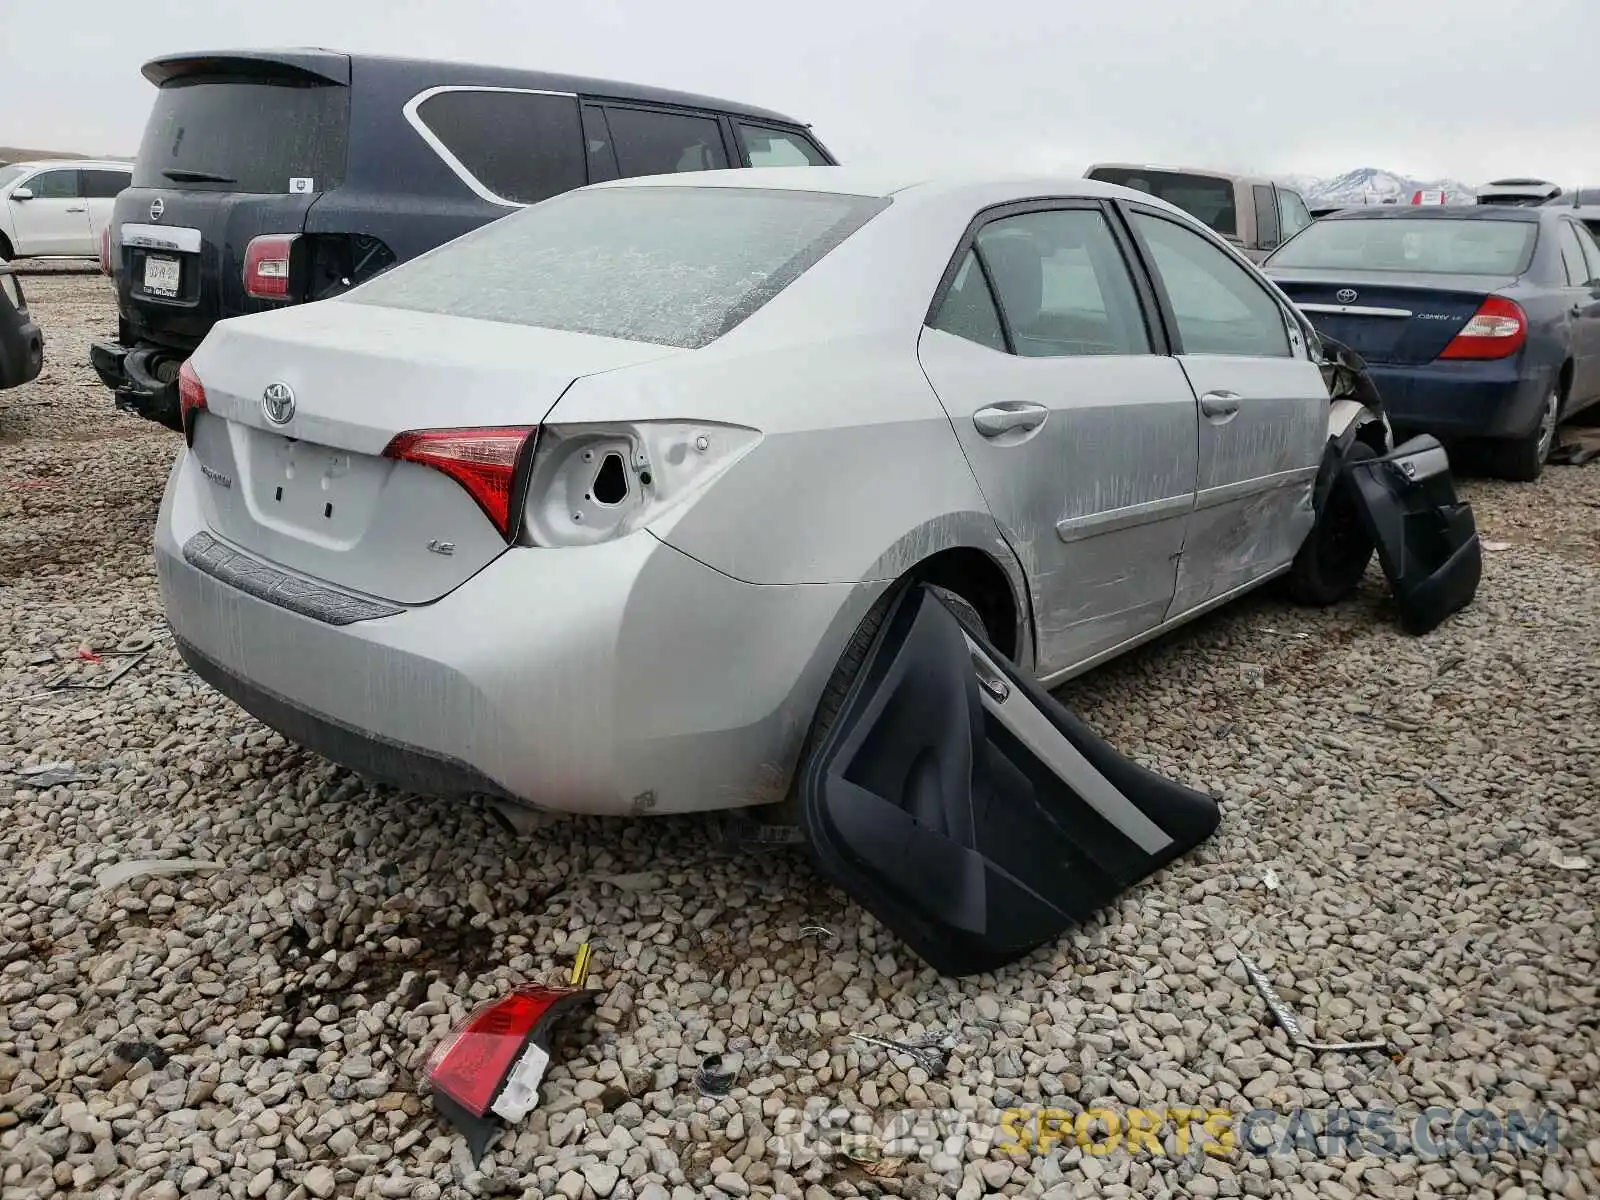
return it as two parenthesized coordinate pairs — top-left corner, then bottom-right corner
(587, 165), (1165, 203)
(3, 159), (132, 171)
(142, 48), (813, 127)
(1319, 205), (1544, 224)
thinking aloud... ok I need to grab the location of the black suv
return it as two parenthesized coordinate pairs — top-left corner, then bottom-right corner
(91, 49), (836, 429)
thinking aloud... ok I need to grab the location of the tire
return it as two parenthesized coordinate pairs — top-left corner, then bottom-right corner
(0, 232), (13, 263)
(1287, 440), (1378, 606)
(1486, 386), (1560, 483)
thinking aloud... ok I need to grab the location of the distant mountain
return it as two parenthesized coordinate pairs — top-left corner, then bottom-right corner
(1281, 168), (1476, 208)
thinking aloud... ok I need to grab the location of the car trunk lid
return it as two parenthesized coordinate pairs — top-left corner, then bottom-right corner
(115, 51), (353, 348)
(1269, 269), (1515, 365)
(186, 300), (685, 604)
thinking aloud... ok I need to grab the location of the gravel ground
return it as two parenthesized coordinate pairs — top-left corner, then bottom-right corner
(2, 275), (1597, 1200)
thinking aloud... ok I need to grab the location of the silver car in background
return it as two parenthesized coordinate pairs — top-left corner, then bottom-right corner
(155, 168), (1384, 817)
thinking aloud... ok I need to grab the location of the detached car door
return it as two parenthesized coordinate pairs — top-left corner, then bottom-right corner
(1121, 204), (1327, 617)
(8, 168), (90, 255)
(917, 201), (1199, 677)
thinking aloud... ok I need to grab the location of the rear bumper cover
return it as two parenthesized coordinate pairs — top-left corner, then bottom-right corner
(1365, 358), (1550, 440)
(90, 340), (183, 428)
(155, 449), (875, 815)
(0, 305), (43, 392)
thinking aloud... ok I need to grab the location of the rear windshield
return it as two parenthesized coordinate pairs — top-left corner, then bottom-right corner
(132, 81), (350, 194)
(1266, 217), (1537, 275)
(346, 185), (890, 348)
(1087, 168), (1238, 237)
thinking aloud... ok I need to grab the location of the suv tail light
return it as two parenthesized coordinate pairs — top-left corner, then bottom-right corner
(1439, 296), (1527, 360)
(178, 360), (207, 441)
(100, 227), (113, 277)
(243, 234), (299, 300)
(382, 426), (538, 541)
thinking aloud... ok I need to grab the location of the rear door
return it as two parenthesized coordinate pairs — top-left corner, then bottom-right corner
(917, 200), (1198, 677)
(593, 103), (732, 177)
(81, 168), (131, 247)
(1556, 218), (1600, 404)
(117, 54), (351, 345)
(1121, 204), (1327, 617)
(8, 168), (90, 255)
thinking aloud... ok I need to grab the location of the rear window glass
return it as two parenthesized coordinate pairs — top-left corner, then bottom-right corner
(132, 81), (350, 194)
(1266, 217), (1537, 275)
(1087, 168), (1238, 237)
(345, 185), (889, 348)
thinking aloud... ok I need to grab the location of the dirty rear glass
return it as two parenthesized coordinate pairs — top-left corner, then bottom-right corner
(346, 185), (890, 348)
(1088, 168), (1238, 237)
(132, 81), (350, 194)
(1268, 217), (1537, 275)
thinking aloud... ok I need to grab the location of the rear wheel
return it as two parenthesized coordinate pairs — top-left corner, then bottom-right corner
(0, 232), (13, 262)
(1487, 386), (1560, 482)
(1287, 440), (1377, 606)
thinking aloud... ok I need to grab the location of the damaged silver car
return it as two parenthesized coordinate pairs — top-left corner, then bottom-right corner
(156, 168), (1395, 824)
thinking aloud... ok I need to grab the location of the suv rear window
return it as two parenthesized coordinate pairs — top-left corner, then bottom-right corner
(345, 184), (888, 348)
(1266, 216), (1537, 275)
(1087, 168), (1238, 237)
(132, 81), (350, 194)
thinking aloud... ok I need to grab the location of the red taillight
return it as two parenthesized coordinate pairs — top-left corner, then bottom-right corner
(178, 360), (207, 428)
(424, 985), (589, 1119)
(382, 426), (537, 540)
(1438, 296), (1527, 360)
(242, 234), (298, 300)
(100, 227), (113, 277)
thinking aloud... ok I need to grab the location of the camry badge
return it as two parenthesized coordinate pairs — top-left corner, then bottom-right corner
(150, 197), (164, 222)
(261, 381), (296, 425)
(1336, 288), (1358, 304)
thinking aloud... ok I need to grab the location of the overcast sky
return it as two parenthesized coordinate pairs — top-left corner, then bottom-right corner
(5, 0), (1596, 186)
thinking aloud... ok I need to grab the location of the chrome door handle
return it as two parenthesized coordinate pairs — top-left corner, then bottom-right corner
(1199, 391), (1241, 420)
(974, 403), (1049, 438)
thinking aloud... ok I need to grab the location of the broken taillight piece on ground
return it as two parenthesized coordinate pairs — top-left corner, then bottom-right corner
(423, 983), (595, 1161)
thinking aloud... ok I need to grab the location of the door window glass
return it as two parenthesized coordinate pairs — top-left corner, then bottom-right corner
(603, 107), (730, 176)
(1556, 220), (1589, 286)
(974, 208), (1151, 357)
(581, 104), (619, 183)
(1253, 185), (1280, 248)
(928, 250), (1006, 351)
(736, 124), (829, 167)
(1573, 220), (1600, 285)
(1277, 188), (1313, 240)
(81, 169), (131, 199)
(26, 170), (80, 199)
(414, 89), (587, 204)
(1131, 211), (1291, 357)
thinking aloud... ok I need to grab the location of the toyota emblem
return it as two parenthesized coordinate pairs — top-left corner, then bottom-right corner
(261, 382), (296, 425)
(149, 197), (164, 222)
(1336, 288), (1358, 304)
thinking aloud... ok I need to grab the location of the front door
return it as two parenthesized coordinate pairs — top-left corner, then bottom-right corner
(917, 200), (1199, 677)
(1121, 205), (1329, 616)
(7, 168), (90, 255)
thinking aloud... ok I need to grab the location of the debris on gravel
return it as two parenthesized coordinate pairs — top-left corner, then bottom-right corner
(2, 276), (1597, 1199)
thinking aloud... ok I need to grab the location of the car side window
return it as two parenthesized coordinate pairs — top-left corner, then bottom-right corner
(1556, 220), (1590, 286)
(1253, 185), (1280, 248)
(26, 169), (80, 199)
(928, 250), (1007, 352)
(581, 105), (619, 183)
(603, 106), (730, 176)
(81, 170), (131, 199)
(973, 209), (1152, 357)
(736, 124), (829, 167)
(1129, 211), (1292, 358)
(1277, 188), (1313, 241)
(1573, 221), (1600, 285)
(414, 89), (587, 204)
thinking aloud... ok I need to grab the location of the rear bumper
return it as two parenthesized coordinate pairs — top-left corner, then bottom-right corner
(0, 308), (43, 392)
(90, 340), (185, 430)
(1367, 358), (1552, 441)
(155, 448), (875, 816)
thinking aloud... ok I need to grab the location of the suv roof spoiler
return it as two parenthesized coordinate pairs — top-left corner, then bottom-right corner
(142, 49), (353, 88)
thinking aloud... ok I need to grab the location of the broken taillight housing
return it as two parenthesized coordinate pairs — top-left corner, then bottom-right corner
(178, 360), (207, 443)
(242, 233), (299, 301)
(382, 426), (538, 541)
(1438, 296), (1527, 360)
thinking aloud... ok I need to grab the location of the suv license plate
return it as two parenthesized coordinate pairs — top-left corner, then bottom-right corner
(143, 255), (181, 297)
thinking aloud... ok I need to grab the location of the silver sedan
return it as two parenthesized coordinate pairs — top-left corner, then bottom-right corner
(155, 167), (1386, 816)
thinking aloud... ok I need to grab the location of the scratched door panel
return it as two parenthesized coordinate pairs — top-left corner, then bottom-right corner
(186, 416), (506, 605)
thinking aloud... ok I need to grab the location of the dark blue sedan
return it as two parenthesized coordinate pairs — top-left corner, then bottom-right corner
(1263, 206), (1600, 480)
